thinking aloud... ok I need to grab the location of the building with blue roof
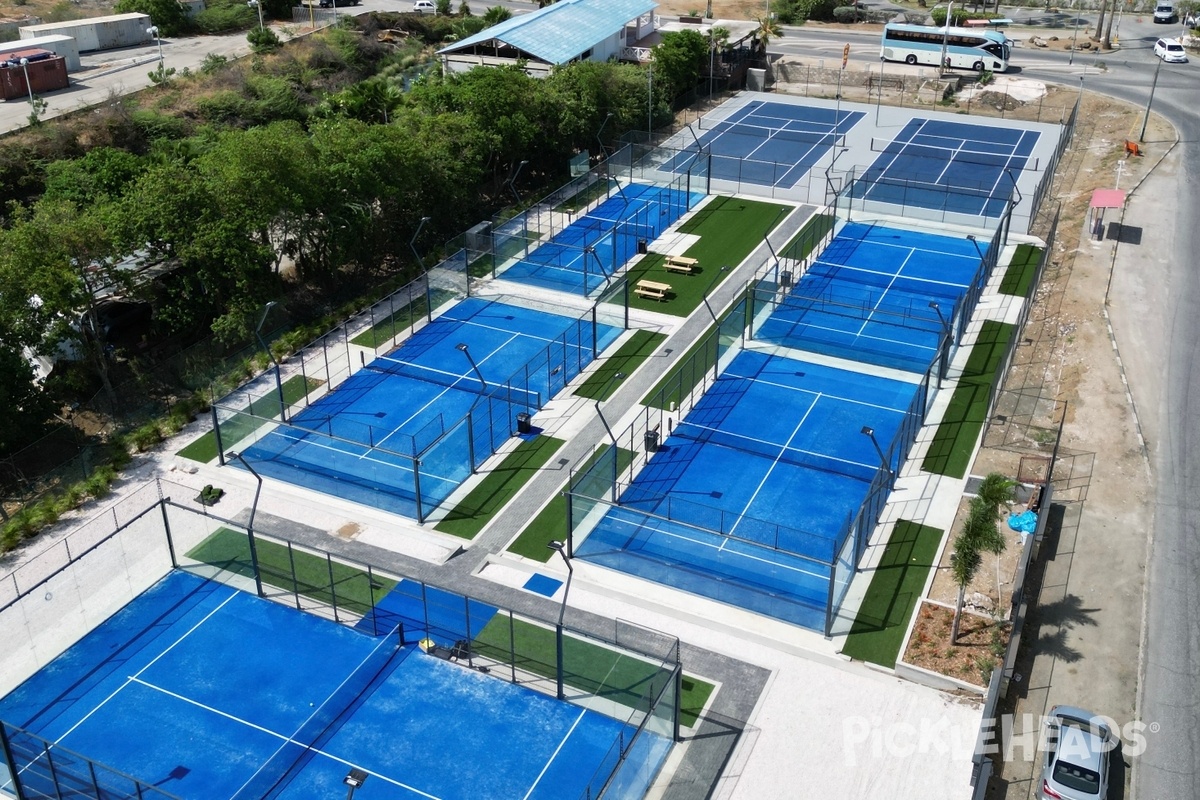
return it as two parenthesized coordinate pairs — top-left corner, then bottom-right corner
(438, 0), (658, 77)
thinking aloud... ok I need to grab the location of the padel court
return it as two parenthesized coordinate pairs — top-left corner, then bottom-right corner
(576, 349), (923, 631)
(0, 570), (665, 800)
(665, 100), (865, 189)
(500, 184), (702, 295)
(237, 297), (620, 519)
(858, 118), (1041, 216)
(753, 221), (987, 373)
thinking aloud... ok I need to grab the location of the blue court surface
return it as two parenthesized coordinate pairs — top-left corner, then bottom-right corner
(501, 184), (701, 295)
(0, 571), (666, 800)
(240, 297), (620, 519)
(755, 222), (985, 373)
(859, 118), (1041, 217)
(665, 100), (865, 189)
(577, 349), (920, 629)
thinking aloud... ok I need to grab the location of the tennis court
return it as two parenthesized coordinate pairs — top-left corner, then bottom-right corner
(0, 570), (667, 800)
(501, 184), (701, 295)
(857, 118), (1042, 216)
(753, 221), (986, 373)
(236, 297), (620, 519)
(663, 100), (864, 190)
(576, 349), (922, 630)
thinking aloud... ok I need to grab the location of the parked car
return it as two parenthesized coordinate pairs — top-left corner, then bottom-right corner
(1036, 706), (1113, 800)
(413, 0), (436, 12)
(1153, 1), (1176, 23)
(1154, 37), (1188, 62)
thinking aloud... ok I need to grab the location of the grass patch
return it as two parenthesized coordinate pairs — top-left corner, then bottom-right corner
(841, 520), (943, 667)
(176, 374), (321, 464)
(921, 321), (1015, 477)
(779, 212), (835, 261)
(642, 325), (716, 410)
(185, 527), (397, 615)
(434, 436), (566, 540)
(625, 196), (789, 317)
(574, 330), (666, 400)
(349, 288), (456, 349)
(506, 445), (634, 561)
(473, 614), (715, 727)
(998, 243), (1042, 298)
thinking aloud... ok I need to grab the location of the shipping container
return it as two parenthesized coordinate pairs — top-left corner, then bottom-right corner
(1, 51), (69, 100)
(20, 13), (152, 53)
(0, 35), (79, 70)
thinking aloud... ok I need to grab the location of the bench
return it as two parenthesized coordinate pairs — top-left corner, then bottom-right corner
(634, 279), (671, 301)
(664, 255), (698, 274)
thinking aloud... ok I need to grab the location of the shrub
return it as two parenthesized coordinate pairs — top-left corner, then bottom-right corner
(436, 0), (452, 13)
(930, 6), (973, 25)
(832, 5), (860, 22)
(201, 53), (231, 74)
(248, 25), (283, 53)
(195, 2), (256, 33)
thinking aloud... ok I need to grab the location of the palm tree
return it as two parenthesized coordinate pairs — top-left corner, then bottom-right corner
(753, 15), (783, 51)
(976, 471), (1015, 611)
(481, 5), (512, 25)
(950, 536), (983, 644)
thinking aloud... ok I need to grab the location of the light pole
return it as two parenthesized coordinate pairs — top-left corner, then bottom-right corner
(255, 301), (288, 422)
(860, 426), (893, 480)
(455, 342), (487, 392)
(343, 768), (369, 800)
(593, 372), (626, 446)
(548, 540), (574, 699)
(147, 26), (163, 71)
(647, 58), (654, 138)
(225, 451), (265, 597)
(1068, 0), (1081, 66)
(929, 299), (951, 380)
(700, 265), (730, 321)
(1139, 53), (1163, 142)
(18, 57), (33, 108)
(596, 111), (613, 161)
(939, 1), (953, 72)
(409, 215), (431, 271)
(247, 0), (264, 30)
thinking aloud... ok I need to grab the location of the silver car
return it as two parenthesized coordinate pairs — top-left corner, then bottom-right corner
(1037, 706), (1112, 800)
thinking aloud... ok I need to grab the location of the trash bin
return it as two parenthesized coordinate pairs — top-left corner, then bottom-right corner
(516, 412), (532, 434)
(780, 271), (793, 288)
(644, 429), (660, 452)
(637, 239), (649, 255)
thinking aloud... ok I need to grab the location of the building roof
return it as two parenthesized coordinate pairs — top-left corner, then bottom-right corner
(439, 0), (656, 65)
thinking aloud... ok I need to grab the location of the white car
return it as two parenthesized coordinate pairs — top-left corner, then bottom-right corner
(412, 0), (436, 12)
(1153, 1), (1176, 22)
(1036, 707), (1113, 800)
(1154, 37), (1188, 63)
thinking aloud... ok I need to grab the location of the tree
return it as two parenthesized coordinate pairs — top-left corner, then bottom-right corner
(976, 471), (1015, 611)
(652, 29), (708, 100)
(950, 503), (989, 643)
(0, 341), (57, 456)
(481, 5), (512, 24)
(753, 15), (783, 53)
(115, 0), (190, 36)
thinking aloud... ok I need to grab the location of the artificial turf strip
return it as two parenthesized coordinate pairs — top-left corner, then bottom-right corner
(624, 196), (790, 316)
(998, 243), (1043, 298)
(473, 614), (716, 727)
(642, 323), (717, 410)
(434, 435), (566, 540)
(840, 520), (943, 667)
(574, 330), (667, 400)
(921, 320), (1016, 478)
(505, 445), (635, 561)
(176, 375), (322, 464)
(779, 212), (835, 261)
(185, 527), (397, 615)
(349, 288), (456, 349)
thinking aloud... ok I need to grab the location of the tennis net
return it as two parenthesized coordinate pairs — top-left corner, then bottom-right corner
(364, 355), (541, 408)
(557, 216), (658, 244)
(870, 137), (1040, 171)
(699, 117), (846, 149)
(673, 421), (879, 481)
(230, 626), (404, 800)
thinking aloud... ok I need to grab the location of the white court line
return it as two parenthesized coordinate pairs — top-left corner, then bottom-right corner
(132, 678), (443, 799)
(853, 248), (916, 340)
(811, 258), (971, 290)
(373, 332), (519, 453)
(605, 511), (828, 581)
(266, 428), (460, 491)
(520, 709), (589, 800)
(54, 591), (241, 746)
(727, 392), (819, 540)
(720, 371), (919, 414)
